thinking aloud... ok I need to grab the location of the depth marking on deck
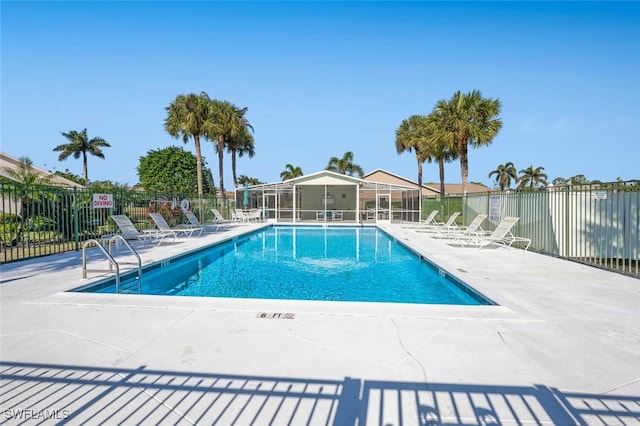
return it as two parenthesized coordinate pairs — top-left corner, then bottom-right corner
(256, 312), (295, 319)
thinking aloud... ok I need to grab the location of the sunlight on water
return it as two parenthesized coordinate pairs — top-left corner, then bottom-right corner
(82, 227), (488, 305)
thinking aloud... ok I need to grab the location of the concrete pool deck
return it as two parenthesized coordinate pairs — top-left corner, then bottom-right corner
(0, 222), (638, 425)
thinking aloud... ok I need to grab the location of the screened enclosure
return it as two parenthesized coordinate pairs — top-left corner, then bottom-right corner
(234, 171), (421, 224)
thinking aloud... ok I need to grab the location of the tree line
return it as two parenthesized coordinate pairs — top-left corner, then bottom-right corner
(3, 89), (626, 193)
(39, 92), (255, 197)
(395, 89), (502, 195)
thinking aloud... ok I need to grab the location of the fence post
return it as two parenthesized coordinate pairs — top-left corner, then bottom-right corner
(564, 185), (570, 259)
(486, 193), (490, 222)
(73, 187), (79, 251)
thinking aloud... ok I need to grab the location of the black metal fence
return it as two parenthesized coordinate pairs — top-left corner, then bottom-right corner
(2, 181), (638, 278)
(0, 182), (230, 263)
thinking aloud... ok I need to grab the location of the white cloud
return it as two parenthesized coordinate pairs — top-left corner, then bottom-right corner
(551, 117), (577, 135)
(517, 116), (536, 132)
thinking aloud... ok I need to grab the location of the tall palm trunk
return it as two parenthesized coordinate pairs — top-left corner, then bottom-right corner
(416, 159), (423, 197)
(416, 160), (423, 220)
(438, 158), (445, 196)
(231, 151), (238, 189)
(82, 152), (88, 182)
(458, 138), (469, 193)
(193, 135), (204, 196)
(217, 135), (225, 201)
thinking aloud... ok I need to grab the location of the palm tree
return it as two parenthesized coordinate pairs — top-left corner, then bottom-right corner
(395, 115), (429, 196)
(433, 90), (502, 193)
(396, 114), (457, 197)
(238, 175), (263, 186)
(280, 164), (303, 180)
(164, 92), (212, 197)
(488, 162), (518, 190)
(208, 100), (253, 199)
(1, 156), (55, 246)
(425, 111), (458, 195)
(53, 128), (110, 182)
(518, 165), (548, 189)
(2, 156), (52, 186)
(326, 151), (364, 178)
(226, 125), (255, 189)
(569, 174), (588, 185)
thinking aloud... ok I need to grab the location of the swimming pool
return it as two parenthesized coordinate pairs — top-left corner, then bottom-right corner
(74, 226), (493, 306)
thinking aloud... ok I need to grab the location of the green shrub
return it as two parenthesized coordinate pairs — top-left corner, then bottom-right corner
(0, 213), (21, 245)
(25, 215), (56, 232)
(0, 212), (19, 224)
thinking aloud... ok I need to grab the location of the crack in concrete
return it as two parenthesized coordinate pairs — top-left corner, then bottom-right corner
(391, 317), (428, 383)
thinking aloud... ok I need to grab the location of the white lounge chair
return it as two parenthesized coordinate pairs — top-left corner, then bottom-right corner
(211, 209), (235, 227)
(149, 212), (202, 238)
(459, 214), (488, 233)
(437, 214), (488, 239)
(403, 210), (439, 229)
(181, 210), (220, 233)
(417, 211), (461, 233)
(455, 216), (531, 250)
(110, 215), (173, 246)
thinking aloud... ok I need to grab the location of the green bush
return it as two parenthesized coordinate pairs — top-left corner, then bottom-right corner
(0, 222), (19, 243)
(0, 212), (19, 224)
(25, 215), (56, 232)
(0, 213), (20, 245)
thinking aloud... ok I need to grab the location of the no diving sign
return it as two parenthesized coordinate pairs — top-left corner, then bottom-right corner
(93, 193), (113, 208)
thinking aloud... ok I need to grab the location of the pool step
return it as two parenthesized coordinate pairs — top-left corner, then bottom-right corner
(118, 279), (141, 294)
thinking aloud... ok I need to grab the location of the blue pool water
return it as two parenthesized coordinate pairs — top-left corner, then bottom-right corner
(76, 227), (492, 305)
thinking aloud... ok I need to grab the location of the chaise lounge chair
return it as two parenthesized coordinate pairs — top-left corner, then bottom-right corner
(403, 210), (439, 229)
(110, 215), (174, 246)
(211, 209), (235, 228)
(416, 211), (461, 233)
(148, 212), (202, 238)
(435, 213), (488, 239)
(455, 216), (531, 250)
(182, 210), (220, 233)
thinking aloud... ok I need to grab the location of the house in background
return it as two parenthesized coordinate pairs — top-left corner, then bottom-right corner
(1, 152), (84, 188)
(364, 169), (489, 196)
(237, 169), (491, 225)
(237, 170), (421, 224)
(1, 152), (85, 217)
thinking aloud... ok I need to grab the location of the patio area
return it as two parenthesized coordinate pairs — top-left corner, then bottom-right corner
(1, 222), (638, 424)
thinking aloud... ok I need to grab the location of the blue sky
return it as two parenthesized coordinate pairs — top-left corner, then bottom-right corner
(2, 1), (638, 190)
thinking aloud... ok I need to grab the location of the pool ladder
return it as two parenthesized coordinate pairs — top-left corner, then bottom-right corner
(82, 235), (142, 293)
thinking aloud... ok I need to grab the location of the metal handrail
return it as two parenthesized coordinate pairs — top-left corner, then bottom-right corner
(82, 236), (142, 293)
(107, 235), (142, 286)
(82, 239), (120, 289)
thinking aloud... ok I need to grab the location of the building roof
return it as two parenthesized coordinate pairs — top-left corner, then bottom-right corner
(428, 181), (489, 195)
(0, 152), (85, 188)
(364, 169), (489, 195)
(283, 170), (367, 186)
(243, 169), (417, 192)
